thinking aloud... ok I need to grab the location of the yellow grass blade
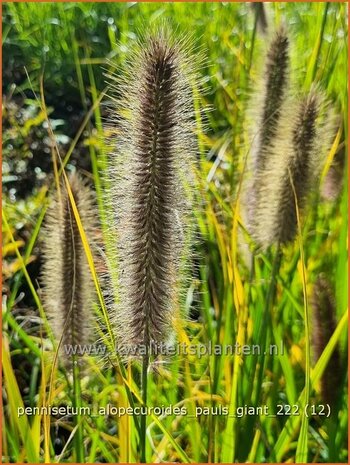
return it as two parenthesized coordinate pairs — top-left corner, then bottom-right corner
(2, 340), (38, 462)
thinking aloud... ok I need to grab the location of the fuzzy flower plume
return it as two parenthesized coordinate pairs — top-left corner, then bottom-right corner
(42, 173), (96, 364)
(311, 275), (342, 406)
(244, 25), (334, 250)
(105, 28), (199, 357)
(251, 3), (268, 35)
(251, 90), (327, 248)
(251, 26), (289, 175)
(243, 27), (289, 247)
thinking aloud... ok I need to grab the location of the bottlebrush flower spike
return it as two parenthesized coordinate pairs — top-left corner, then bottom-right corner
(321, 135), (345, 202)
(41, 173), (96, 365)
(243, 27), (290, 248)
(311, 275), (342, 406)
(251, 3), (268, 35)
(251, 26), (289, 175)
(251, 89), (334, 248)
(104, 28), (200, 358)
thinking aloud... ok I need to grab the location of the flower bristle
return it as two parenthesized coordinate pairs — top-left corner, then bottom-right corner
(243, 26), (335, 250)
(243, 27), (290, 250)
(41, 173), (97, 366)
(311, 275), (342, 406)
(104, 28), (199, 358)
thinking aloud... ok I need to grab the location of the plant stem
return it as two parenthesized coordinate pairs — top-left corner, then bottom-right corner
(253, 243), (282, 407)
(72, 356), (84, 463)
(243, 245), (282, 462)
